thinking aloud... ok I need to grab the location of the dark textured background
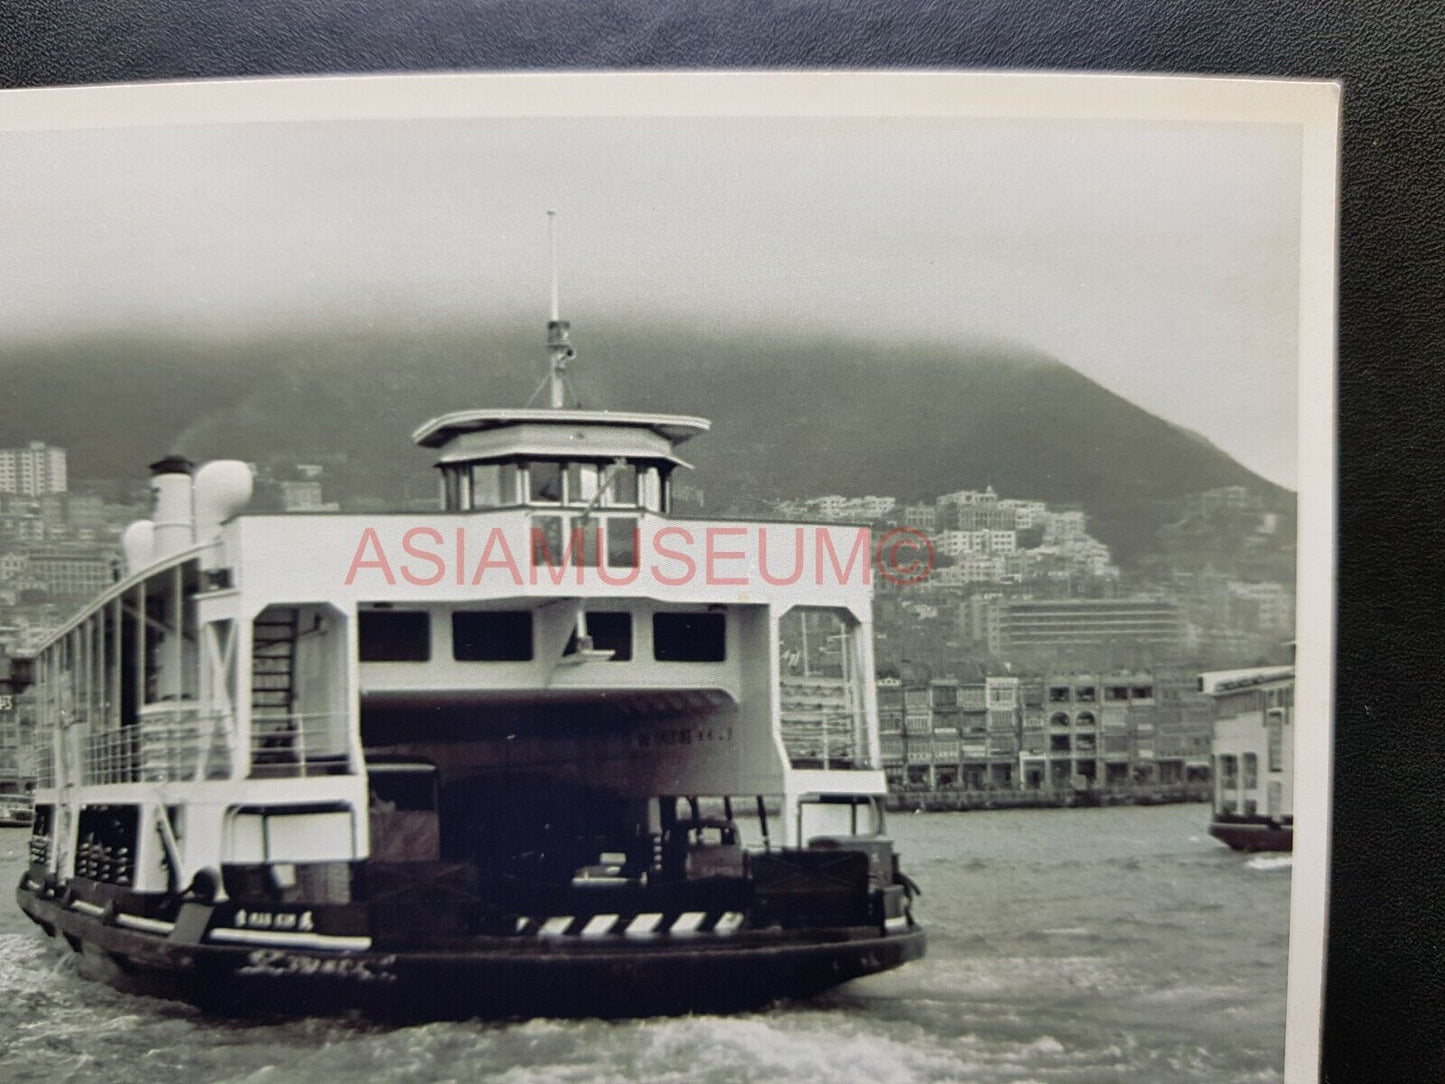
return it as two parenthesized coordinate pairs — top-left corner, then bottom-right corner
(3, 2), (1442, 1077)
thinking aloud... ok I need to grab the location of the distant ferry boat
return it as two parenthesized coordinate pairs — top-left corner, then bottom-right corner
(0, 793), (34, 828)
(14, 248), (923, 1017)
(1200, 666), (1295, 852)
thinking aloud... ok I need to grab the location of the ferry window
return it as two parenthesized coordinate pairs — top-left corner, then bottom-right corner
(607, 516), (638, 567)
(1243, 753), (1258, 789)
(359, 611), (430, 662)
(1268, 714), (1283, 771)
(566, 612), (632, 661)
(566, 462), (600, 506)
(528, 461), (563, 503)
(653, 612), (726, 662)
(1219, 754), (1238, 787)
(470, 463), (518, 509)
(443, 468), (461, 511)
(606, 462), (639, 507)
(452, 611), (534, 662)
(1268, 781), (1282, 817)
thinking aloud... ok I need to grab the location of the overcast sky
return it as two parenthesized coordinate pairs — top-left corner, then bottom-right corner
(1, 115), (1302, 487)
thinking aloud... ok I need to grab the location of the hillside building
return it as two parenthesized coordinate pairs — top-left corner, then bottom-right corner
(0, 442), (67, 496)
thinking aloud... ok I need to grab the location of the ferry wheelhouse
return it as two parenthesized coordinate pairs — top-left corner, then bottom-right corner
(16, 307), (923, 1017)
(1201, 666), (1295, 852)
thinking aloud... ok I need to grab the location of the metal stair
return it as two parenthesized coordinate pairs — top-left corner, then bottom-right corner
(250, 608), (300, 774)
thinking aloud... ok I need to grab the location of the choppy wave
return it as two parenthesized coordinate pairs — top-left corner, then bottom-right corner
(1245, 855), (1294, 872)
(0, 806), (1290, 1084)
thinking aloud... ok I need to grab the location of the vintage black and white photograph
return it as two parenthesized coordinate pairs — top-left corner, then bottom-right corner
(0, 73), (1336, 1082)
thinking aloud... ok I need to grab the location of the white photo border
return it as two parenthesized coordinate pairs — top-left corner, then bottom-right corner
(0, 69), (1340, 1082)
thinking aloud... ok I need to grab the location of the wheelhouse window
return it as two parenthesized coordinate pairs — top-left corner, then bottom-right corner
(566, 517), (603, 567)
(470, 463), (519, 509)
(528, 461), (563, 504)
(566, 462), (600, 505)
(606, 462), (639, 506)
(358, 610), (430, 662)
(607, 517), (639, 567)
(452, 610), (534, 662)
(531, 515), (564, 566)
(640, 465), (665, 512)
(1243, 752), (1258, 789)
(653, 612), (726, 662)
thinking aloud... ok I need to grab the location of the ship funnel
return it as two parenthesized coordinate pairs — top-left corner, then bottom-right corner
(194, 460), (254, 540)
(149, 455), (195, 560)
(121, 520), (155, 574)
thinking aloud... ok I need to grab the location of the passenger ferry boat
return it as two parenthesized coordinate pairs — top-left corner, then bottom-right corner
(1201, 666), (1295, 852)
(15, 272), (924, 1017)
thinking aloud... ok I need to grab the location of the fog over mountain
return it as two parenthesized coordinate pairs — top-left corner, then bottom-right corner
(0, 320), (1291, 566)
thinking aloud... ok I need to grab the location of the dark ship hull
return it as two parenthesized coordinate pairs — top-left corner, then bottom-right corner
(1208, 815), (1293, 853)
(18, 857), (924, 1019)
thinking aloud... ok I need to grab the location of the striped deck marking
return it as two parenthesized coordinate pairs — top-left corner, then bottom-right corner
(115, 913), (176, 935)
(624, 912), (664, 937)
(71, 900), (106, 917)
(581, 914), (620, 937)
(538, 916), (574, 937)
(669, 911), (706, 935)
(712, 911), (745, 935)
(884, 915), (910, 933)
(515, 916), (531, 935)
(209, 927), (372, 951)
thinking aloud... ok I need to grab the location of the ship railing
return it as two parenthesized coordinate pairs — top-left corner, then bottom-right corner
(250, 711), (351, 778)
(80, 706), (221, 784)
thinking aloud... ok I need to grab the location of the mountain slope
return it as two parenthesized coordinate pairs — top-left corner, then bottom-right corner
(0, 321), (1291, 565)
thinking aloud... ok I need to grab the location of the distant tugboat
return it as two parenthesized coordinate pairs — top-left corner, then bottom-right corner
(15, 218), (923, 1017)
(1201, 666), (1295, 852)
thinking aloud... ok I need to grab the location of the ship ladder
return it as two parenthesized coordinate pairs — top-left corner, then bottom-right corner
(251, 608), (301, 775)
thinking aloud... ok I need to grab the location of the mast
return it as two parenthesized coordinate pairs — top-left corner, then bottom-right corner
(546, 210), (577, 409)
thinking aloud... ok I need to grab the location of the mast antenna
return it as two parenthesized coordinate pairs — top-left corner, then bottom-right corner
(544, 209), (576, 409)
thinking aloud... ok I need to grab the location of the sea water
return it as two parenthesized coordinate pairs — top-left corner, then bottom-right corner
(0, 804), (1288, 1084)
